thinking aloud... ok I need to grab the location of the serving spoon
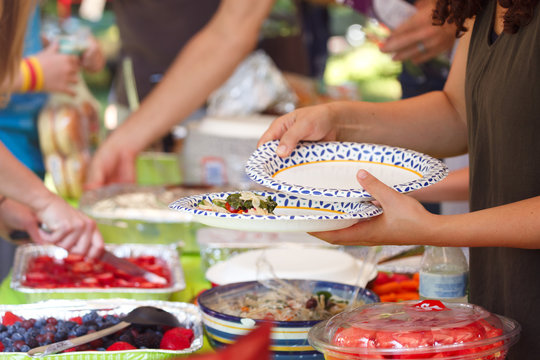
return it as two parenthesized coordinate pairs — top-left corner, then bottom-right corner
(27, 306), (180, 356)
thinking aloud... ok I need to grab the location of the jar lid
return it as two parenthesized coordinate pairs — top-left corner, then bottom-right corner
(308, 300), (521, 359)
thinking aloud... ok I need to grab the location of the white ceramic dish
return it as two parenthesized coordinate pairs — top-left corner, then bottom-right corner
(246, 141), (448, 202)
(205, 247), (377, 286)
(168, 191), (382, 233)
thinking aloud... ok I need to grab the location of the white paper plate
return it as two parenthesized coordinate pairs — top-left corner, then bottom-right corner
(246, 141), (448, 202)
(205, 248), (377, 286)
(169, 191), (382, 233)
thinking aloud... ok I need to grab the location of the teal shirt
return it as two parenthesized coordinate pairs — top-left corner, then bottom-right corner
(0, 7), (47, 178)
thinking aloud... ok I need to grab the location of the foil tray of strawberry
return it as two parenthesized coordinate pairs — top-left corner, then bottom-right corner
(0, 299), (203, 359)
(10, 243), (185, 303)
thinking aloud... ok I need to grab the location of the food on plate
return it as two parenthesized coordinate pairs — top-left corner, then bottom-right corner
(197, 192), (277, 215)
(22, 254), (171, 288)
(0, 310), (193, 352)
(210, 286), (357, 321)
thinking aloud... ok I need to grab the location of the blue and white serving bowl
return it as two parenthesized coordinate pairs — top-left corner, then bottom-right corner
(246, 141), (448, 202)
(197, 279), (379, 359)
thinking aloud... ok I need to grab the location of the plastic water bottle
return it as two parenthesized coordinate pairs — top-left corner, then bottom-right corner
(419, 246), (469, 303)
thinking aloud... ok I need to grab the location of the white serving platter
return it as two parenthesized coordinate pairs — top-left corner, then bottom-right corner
(168, 191), (382, 233)
(246, 141), (448, 202)
(205, 247), (377, 286)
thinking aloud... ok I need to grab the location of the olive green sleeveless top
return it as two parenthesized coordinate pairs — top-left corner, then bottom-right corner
(466, 1), (540, 359)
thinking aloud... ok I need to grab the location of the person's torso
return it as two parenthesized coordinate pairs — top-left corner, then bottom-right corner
(466, 0), (540, 211)
(112, 0), (221, 102)
(465, 3), (540, 359)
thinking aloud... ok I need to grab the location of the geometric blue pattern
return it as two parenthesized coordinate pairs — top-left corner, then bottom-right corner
(245, 141), (448, 201)
(169, 191), (382, 221)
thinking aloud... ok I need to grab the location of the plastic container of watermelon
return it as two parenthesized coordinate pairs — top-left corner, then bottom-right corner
(308, 300), (520, 360)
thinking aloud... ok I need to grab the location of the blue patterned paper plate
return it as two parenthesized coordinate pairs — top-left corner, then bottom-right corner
(246, 141), (448, 202)
(168, 191), (382, 232)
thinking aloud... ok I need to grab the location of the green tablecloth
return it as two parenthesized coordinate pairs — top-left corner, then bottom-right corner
(0, 253), (214, 354)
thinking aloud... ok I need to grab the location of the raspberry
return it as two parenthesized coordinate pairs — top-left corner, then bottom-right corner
(159, 327), (194, 350)
(107, 341), (137, 351)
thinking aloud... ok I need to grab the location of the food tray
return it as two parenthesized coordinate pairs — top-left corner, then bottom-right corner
(79, 184), (214, 253)
(0, 298), (203, 360)
(11, 243), (185, 303)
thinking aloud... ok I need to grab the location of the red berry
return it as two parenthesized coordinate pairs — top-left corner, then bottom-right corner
(107, 342), (137, 351)
(160, 327), (194, 350)
(69, 316), (83, 325)
(2, 311), (23, 326)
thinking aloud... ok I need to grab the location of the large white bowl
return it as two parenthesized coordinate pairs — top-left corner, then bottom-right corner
(205, 247), (377, 286)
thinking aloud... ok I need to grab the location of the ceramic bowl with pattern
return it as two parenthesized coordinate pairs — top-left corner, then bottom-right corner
(246, 141), (448, 202)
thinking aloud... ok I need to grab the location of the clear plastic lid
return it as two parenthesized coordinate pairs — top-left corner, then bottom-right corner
(308, 300), (521, 360)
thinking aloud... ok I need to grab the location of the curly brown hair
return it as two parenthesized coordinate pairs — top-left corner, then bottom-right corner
(433, 0), (540, 35)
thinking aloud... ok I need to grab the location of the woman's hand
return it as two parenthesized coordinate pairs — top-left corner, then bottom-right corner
(309, 170), (438, 246)
(85, 136), (139, 190)
(257, 103), (339, 158)
(380, 0), (456, 64)
(34, 193), (104, 259)
(0, 199), (42, 243)
(35, 42), (79, 96)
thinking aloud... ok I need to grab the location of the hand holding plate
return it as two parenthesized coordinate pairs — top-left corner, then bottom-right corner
(310, 170), (436, 247)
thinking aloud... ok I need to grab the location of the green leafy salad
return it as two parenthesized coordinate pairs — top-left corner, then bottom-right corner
(197, 192), (277, 215)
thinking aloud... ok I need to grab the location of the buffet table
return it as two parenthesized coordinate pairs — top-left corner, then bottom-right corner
(0, 252), (216, 354)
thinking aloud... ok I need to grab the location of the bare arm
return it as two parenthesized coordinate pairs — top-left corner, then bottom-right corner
(410, 166), (469, 202)
(313, 171), (540, 249)
(0, 143), (104, 257)
(86, 0), (275, 187)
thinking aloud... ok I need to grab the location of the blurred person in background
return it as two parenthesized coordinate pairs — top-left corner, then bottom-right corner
(86, 0), (457, 191)
(108, 0), (320, 153)
(0, 1), (105, 282)
(370, 0), (469, 215)
(258, 0), (540, 358)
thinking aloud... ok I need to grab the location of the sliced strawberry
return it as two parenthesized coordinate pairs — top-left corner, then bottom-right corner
(64, 254), (84, 264)
(71, 261), (93, 273)
(69, 316), (83, 325)
(81, 277), (99, 286)
(96, 272), (114, 285)
(25, 270), (49, 283)
(2, 311), (23, 326)
(107, 341), (137, 351)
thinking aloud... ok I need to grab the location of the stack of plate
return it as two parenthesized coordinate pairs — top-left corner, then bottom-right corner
(169, 141), (448, 233)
